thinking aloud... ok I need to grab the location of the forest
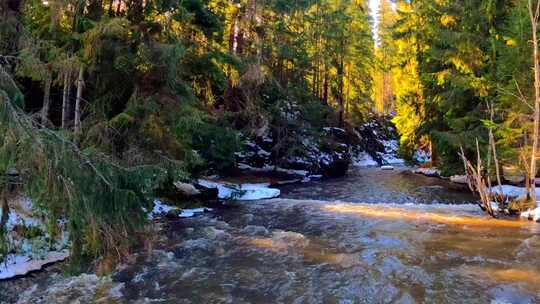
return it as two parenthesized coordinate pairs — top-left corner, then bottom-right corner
(1, 0), (540, 302)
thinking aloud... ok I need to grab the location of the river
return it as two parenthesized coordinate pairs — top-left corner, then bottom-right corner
(3, 167), (540, 303)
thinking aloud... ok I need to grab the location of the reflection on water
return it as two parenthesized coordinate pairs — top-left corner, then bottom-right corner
(12, 168), (540, 304)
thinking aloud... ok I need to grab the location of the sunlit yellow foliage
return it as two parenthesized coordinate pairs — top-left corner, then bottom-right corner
(440, 15), (457, 27)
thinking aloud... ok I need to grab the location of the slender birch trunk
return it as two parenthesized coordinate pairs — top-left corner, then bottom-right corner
(487, 102), (503, 192)
(528, 0), (540, 207)
(61, 70), (71, 129)
(74, 66), (84, 135)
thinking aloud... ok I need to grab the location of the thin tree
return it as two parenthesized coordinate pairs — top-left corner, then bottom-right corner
(40, 69), (52, 126)
(74, 66), (84, 135)
(528, 0), (540, 207)
(61, 69), (72, 128)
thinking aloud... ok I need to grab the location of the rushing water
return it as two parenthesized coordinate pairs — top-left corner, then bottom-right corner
(5, 167), (540, 303)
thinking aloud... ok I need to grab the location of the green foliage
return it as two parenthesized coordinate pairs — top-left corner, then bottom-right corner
(174, 105), (240, 174)
(2, 0), (375, 266)
(0, 68), (169, 262)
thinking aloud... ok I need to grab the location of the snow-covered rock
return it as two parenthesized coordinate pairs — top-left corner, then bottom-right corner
(450, 175), (469, 185)
(236, 128), (351, 179)
(0, 250), (69, 280)
(413, 167), (441, 178)
(150, 200), (212, 219)
(173, 182), (201, 196)
(352, 116), (404, 167)
(353, 152), (378, 167)
(197, 180), (280, 201)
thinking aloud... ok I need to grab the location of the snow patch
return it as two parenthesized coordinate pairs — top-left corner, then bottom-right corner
(450, 175), (468, 185)
(197, 180), (280, 200)
(353, 152), (378, 167)
(179, 208), (212, 218)
(150, 200), (212, 219)
(152, 200), (176, 215)
(0, 250), (69, 280)
(381, 165), (394, 171)
(520, 207), (540, 222)
(413, 167), (441, 177)
(381, 155), (406, 165)
(489, 185), (540, 200)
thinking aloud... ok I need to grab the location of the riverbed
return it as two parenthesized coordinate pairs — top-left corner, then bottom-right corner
(2, 167), (540, 303)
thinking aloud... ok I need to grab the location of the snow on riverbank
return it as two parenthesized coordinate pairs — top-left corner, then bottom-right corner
(0, 197), (70, 280)
(353, 141), (405, 167)
(521, 207), (540, 222)
(0, 250), (69, 280)
(412, 167), (442, 177)
(150, 200), (213, 219)
(353, 152), (378, 167)
(489, 185), (540, 200)
(379, 140), (406, 165)
(198, 180), (281, 200)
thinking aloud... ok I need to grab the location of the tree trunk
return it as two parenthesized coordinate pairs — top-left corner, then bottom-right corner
(0, 195), (8, 232)
(74, 66), (84, 135)
(529, 0), (540, 206)
(41, 72), (52, 126)
(488, 102), (503, 192)
(61, 71), (71, 129)
(323, 68), (328, 105)
(338, 56), (345, 127)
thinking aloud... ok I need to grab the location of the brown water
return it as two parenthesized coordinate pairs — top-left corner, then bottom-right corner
(6, 168), (540, 303)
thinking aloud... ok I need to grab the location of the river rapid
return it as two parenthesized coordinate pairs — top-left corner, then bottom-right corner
(3, 167), (540, 303)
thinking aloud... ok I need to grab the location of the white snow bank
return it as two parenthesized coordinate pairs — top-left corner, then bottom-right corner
(179, 208), (212, 218)
(413, 167), (441, 177)
(381, 155), (406, 165)
(0, 250), (69, 280)
(353, 152), (378, 167)
(489, 185), (540, 200)
(520, 207), (540, 222)
(198, 180), (280, 200)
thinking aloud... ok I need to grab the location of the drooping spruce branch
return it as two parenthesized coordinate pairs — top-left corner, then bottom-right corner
(0, 64), (169, 262)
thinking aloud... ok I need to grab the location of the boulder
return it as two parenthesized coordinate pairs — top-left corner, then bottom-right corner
(173, 182), (200, 196)
(450, 175), (468, 185)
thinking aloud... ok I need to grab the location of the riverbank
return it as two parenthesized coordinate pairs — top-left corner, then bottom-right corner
(412, 167), (540, 222)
